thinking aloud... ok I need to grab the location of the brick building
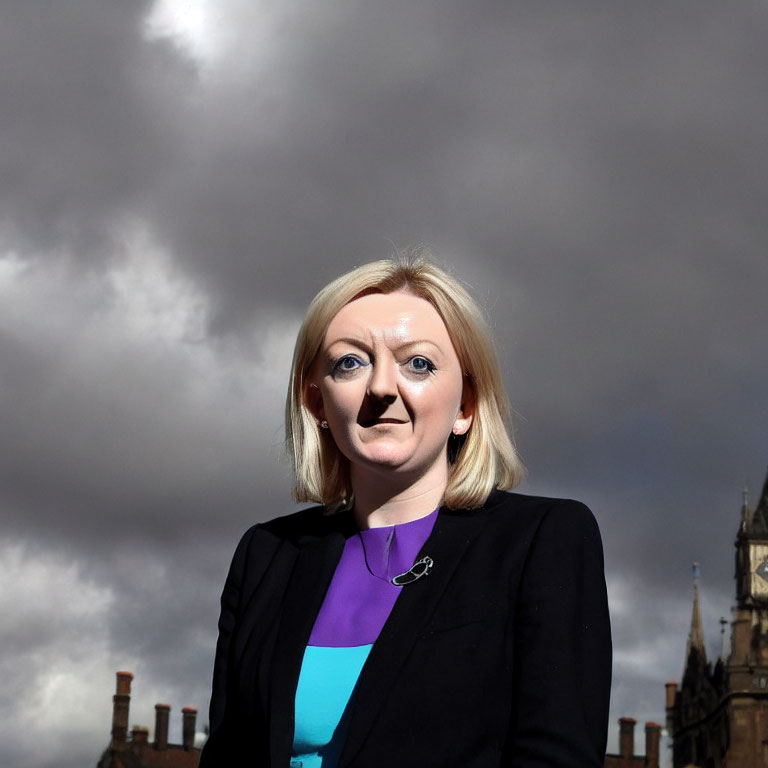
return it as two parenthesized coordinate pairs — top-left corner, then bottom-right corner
(666, 467), (768, 767)
(96, 671), (203, 768)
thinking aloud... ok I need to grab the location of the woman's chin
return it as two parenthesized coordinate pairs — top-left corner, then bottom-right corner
(355, 446), (408, 469)
(350, 444), (447, 481)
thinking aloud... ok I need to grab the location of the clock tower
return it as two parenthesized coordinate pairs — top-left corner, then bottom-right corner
(736, 482), (768, 607)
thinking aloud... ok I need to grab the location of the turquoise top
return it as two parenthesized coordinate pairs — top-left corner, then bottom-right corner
(290, 645), (372, 768)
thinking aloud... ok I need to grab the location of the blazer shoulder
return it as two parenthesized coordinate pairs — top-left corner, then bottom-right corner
(483, 488), (594, 516)
(236, 503), (345, 549)
(225, 503), (339, 586)
(480, 489), (600, 538)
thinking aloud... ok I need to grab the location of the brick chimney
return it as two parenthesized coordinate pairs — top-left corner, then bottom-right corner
(645, 721), (661, 768)
(111, 671), (133, 750)
(154, 703), (170, 750)
(619, 716), (636, 760)
(182, 707), (197, 751)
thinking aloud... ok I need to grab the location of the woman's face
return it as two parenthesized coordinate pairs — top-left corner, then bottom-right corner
(310, 289), (472, 483)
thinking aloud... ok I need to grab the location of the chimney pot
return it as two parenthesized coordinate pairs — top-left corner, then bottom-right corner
(182, 707), (197, 751)
(154, 703), (170, 750)
(619, 716), (636, 760)
(116, 671), (133, 695)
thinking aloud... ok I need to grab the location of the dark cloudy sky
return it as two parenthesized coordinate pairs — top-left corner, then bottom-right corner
(2, 2), (767, 766)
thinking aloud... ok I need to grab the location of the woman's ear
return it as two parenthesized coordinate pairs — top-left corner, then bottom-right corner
(305, 382), (325, 423)
(452, 382), (475, 436)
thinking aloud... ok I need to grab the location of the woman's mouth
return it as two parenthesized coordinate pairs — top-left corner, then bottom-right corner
(360, 417), (407, 428)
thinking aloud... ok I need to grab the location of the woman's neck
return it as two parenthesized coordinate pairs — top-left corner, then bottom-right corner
(351, 462), (448, 529)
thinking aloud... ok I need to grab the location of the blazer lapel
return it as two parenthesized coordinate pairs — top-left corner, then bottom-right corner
(339, 508), (487, 766)
(268, 526), (346, 767)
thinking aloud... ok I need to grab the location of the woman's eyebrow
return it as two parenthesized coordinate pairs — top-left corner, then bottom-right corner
(388, 339), (442, 353)
(324, 336), (373, 351)
(324, 337), (442, 352)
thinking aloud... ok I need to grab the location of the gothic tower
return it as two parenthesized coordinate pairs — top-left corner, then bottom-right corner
(667, 466), (768, 768)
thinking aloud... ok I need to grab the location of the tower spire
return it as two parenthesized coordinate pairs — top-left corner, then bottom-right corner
(740, 487), (750, 534)
(686, 562), (707, 664)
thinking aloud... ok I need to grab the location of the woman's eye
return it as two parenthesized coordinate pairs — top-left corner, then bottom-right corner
(407, 356), (435, 374)
(332, 355), (367, 376)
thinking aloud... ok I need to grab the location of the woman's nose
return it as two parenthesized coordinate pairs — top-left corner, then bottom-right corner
(366, 360), (398, 402)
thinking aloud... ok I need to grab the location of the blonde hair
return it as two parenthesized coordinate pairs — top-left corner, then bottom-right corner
(285, 253), (524, 509)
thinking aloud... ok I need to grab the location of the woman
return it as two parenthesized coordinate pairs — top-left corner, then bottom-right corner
(200, 256), (611, 767)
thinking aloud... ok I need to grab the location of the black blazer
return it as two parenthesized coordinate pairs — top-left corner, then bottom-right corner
(200, 490), (612, 767)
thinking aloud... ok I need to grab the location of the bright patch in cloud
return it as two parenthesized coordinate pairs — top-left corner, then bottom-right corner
(0, 252), (28, 285)
(143, 0), (277, 80)
(144, 0), (218, 63)
(0, 543), (116, 768)
(107, 224), (208, 344)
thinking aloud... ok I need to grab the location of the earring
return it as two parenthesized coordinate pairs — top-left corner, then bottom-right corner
(320, 420), (329, 429)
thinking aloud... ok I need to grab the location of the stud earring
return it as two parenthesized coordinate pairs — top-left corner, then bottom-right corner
(320, 420), (329, 429)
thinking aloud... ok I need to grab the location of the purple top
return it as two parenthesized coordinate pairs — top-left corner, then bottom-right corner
(308, 509), (439, 647)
